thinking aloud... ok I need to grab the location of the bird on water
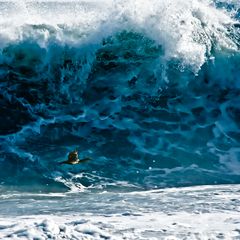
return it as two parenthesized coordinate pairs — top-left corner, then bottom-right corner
(59, 149), (91, 165)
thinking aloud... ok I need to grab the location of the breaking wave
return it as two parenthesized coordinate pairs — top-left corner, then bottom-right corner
(0, 0), (240, 191)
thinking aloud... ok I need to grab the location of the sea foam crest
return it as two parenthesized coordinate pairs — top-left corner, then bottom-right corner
(0, 0), (238, 74)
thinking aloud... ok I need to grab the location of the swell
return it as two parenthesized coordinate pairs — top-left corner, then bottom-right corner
(0, 0), (240, 190)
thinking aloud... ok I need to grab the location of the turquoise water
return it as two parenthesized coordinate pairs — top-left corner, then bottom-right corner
(0, 1), (240, 239)
(0, 0), (240, 191)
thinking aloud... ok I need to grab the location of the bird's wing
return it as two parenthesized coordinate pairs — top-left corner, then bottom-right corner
(59, 157), (91, 165)
(77, 157), (92, 164)
(59, 160), (70, 165)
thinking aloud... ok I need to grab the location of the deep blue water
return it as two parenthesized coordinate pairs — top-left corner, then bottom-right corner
(0, 0), (240, 192)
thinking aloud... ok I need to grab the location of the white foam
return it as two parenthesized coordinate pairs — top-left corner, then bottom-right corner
(1, 184), (240, 239)
(0, 0), (238, 73)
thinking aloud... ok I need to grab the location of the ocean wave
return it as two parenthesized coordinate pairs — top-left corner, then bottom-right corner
(0, 0), (240, 190)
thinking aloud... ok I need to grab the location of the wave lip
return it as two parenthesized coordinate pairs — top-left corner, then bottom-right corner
(0, 0), (239, 70)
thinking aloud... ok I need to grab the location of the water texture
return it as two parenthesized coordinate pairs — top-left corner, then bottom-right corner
(0, 0), (240, 191)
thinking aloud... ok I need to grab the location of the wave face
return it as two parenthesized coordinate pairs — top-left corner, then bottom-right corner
(0, 0), (240, 190)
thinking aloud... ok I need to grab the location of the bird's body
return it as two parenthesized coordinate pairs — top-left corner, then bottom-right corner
(59, 150), (91, 165)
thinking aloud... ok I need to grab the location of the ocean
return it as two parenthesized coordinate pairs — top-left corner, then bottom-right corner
(0, 0), (240, 239)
